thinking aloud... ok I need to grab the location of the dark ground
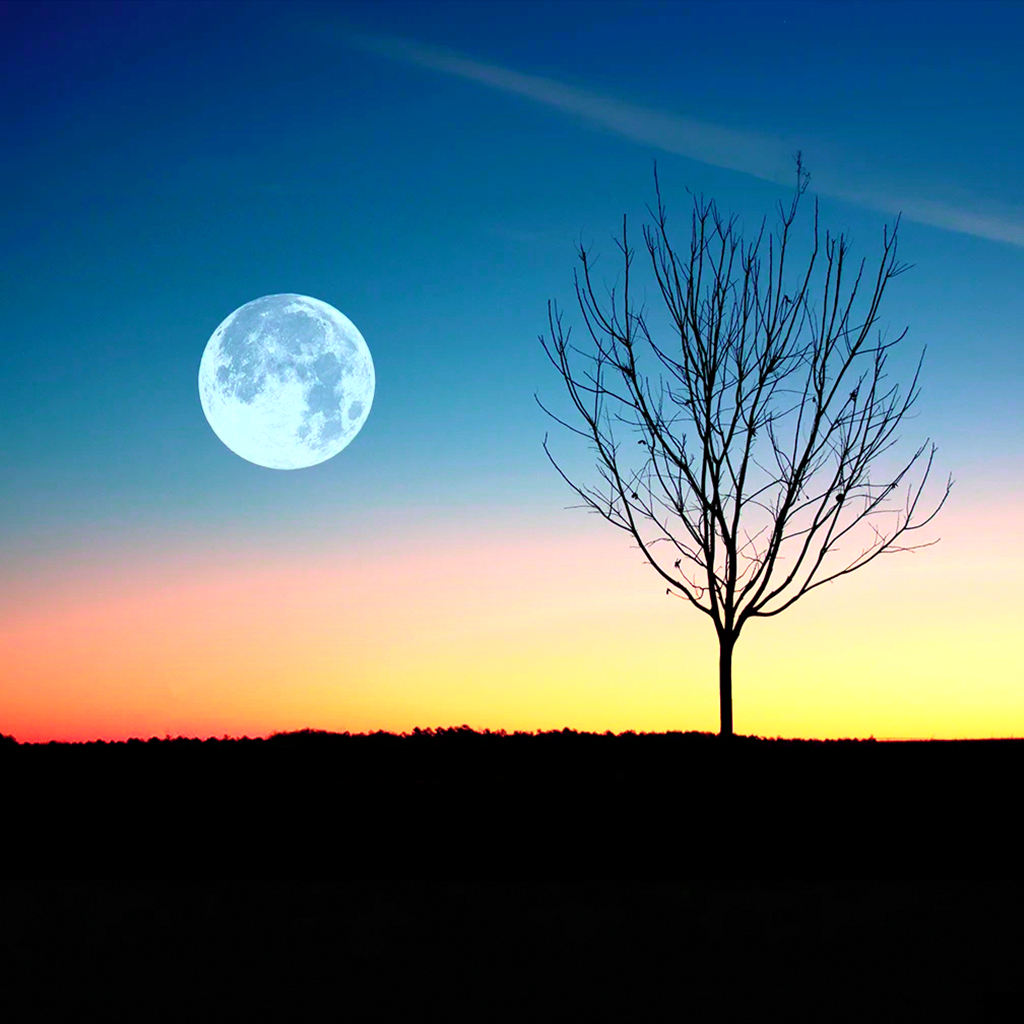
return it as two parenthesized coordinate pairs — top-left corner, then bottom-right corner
(2, 728), (1021, 1016)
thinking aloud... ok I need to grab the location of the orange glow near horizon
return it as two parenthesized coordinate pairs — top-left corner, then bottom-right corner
(2, 500), (1021, 744)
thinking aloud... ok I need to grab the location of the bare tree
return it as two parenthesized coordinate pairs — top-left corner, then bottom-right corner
(537, 155), (953, 738)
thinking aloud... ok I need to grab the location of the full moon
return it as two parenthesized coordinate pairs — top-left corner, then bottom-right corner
(198, 293), (374, 470)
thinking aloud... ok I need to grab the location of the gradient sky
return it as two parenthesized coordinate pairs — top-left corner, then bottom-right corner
(2, 0), (1022, 742)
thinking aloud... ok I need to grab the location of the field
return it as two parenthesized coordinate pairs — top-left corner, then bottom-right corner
(3, 729), (1021, 1014)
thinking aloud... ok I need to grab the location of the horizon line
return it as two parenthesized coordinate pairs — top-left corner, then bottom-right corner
(5, 729), (1021, 744)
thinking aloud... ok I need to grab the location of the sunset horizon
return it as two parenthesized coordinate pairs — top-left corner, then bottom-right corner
(4, 0), (1022, 746)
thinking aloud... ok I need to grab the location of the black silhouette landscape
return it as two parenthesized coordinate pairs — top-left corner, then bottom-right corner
(5, 1), (1023, 1016)
(2, 727), (1021, 1015)
(4, 726), (1021, 878)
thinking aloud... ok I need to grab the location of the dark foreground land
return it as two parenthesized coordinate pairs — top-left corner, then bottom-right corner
(2, 728), (1021, 1015)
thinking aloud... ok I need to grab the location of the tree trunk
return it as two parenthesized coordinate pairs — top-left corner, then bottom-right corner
(719, 632), (735, 738)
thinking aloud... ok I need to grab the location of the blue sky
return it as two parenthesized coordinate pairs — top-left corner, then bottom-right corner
(2, 0), (1022, 588)
(3, 0), (1024, 740)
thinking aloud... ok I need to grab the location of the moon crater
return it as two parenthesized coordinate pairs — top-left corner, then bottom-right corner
(198, 294), (374, 469)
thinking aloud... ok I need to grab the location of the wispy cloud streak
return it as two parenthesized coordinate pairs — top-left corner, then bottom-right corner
(350, 34), (796, 186)
(350, 33), (1024, 249)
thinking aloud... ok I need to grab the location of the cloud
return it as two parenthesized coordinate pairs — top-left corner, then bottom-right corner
(349, 33), (797, 187)
(824, 187), (1024, 249)
(349, 33), (1024, 250)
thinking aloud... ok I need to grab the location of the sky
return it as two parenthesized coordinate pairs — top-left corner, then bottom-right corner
(2, 0), (1022, 742)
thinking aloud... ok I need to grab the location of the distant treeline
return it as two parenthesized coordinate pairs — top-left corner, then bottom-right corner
(4, 724), (885, 744)
(12, 723), (1023, 747)
(2, 726), (1019, 879)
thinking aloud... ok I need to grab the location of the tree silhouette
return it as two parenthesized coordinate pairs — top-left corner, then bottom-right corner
(537, 155), (953, 737)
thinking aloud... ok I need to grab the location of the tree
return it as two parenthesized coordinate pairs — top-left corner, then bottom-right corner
(537, 155), (953, 738)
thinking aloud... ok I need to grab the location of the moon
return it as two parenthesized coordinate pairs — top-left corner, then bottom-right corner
(198, 294), (374, 470)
